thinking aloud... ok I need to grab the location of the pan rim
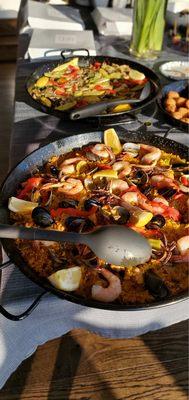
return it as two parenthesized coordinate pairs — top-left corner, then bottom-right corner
(0, 130), (188, 311)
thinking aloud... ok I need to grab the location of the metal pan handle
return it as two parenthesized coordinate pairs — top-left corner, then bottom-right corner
(0, 260), (48, 321)
(61, 48), (90, 60)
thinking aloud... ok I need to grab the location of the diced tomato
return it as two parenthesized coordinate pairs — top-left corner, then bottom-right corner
(68, 65), (79, 73)
(93, 62), (101, 69)
(17, 177), (42, 199)
(50, 206), (97, 219)
(106, 89), (116, 95)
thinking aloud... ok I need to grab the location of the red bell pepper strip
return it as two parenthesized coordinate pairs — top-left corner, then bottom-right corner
(96, 163), (112, 170)
(17, 177), (42, 199)
(181, 176), (189, 186)
(94, 85), (106, 91)
(50, 206), (97, 219)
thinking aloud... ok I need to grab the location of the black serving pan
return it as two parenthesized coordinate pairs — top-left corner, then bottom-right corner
(0, 130), (188, 320)
(157, 80), (189, 133)
(26, 49), (161, 120)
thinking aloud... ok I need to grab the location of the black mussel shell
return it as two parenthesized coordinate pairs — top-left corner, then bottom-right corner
(158, 187), (177, 199)
(172, 162), (189, 171)
(84, 198), (102, 211)
(50, 165), (59, 176)
(132, 170), (148, 185)
(144, 270), (169, 300)
(32, 206), (54, 227)
(112, 207), (130, 225)
(59, 199), (79, 209)
(146, 214), (166, 229)
(65, 216), (95, 233)
(139, 185), (152, 196)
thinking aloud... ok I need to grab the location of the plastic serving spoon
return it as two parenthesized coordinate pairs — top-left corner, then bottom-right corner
(70, 82), (151, 120)
(0, 224), (151, 267)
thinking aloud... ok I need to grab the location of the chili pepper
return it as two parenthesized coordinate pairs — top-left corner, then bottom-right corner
(50, 206), (97, 218)
(17, 177), (42, 199)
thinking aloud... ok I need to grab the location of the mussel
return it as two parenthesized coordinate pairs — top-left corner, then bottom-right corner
(32, 206), (54, 227)
(144, 270), (169, 299)
(59, 199), (79, 209)
(65, 216), (95, 233)
(146, 214), (166, 229)
(50, 165), (59, 176)
(84, 198), (102, 211)
(158, 187), (177, 199)
(172, 163), (189, 172)
(111, 206), (130, 224)
(132, 170), (148, 186)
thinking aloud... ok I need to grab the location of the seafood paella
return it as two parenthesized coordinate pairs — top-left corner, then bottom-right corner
(28, 58), (147, 113)
(8, 129), (189, 304)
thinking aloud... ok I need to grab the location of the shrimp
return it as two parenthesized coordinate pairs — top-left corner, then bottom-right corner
(59, 157), (84, 175)
(121, 189), (172, 216)
(58, 178), (84, 196)
(91, 144), (111, 159)
(139, 144), (161, 165)
(110, 179), (128, 195)
(112, 161), (131, 178)
(91, 268), (121, 302)
(150, 174), (178, 189)
(171, 236), (189, 263)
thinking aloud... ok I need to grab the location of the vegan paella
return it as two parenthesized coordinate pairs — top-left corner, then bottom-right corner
(8, 129), (189, 304)
(27, 57), (148, 113)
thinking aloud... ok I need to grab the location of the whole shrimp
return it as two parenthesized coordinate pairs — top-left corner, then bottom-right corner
(139, 144), (161, 165)
(91, 268), (122, 302)
(59, 157), (84, 175)
(150, 174), (178, 189)
(112, 161), (131, 178)
(91, 144), (113, 160)
(58, 178), (84, 196)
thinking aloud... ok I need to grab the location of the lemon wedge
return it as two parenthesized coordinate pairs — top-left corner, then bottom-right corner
(104, 128), (122, 155)
(129, 69), (145, 81)
(93, 170), (118, 179)
(48, 266), (82, 291)
(111, 104), (132, 113)
(8, 197), (38, 213)
(131, 210), (153, 228)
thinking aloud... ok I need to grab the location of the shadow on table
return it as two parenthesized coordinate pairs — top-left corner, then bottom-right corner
(0, 317), (188, 399)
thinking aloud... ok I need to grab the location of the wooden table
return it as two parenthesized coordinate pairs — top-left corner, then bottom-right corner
(0, 61), (188, 400)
